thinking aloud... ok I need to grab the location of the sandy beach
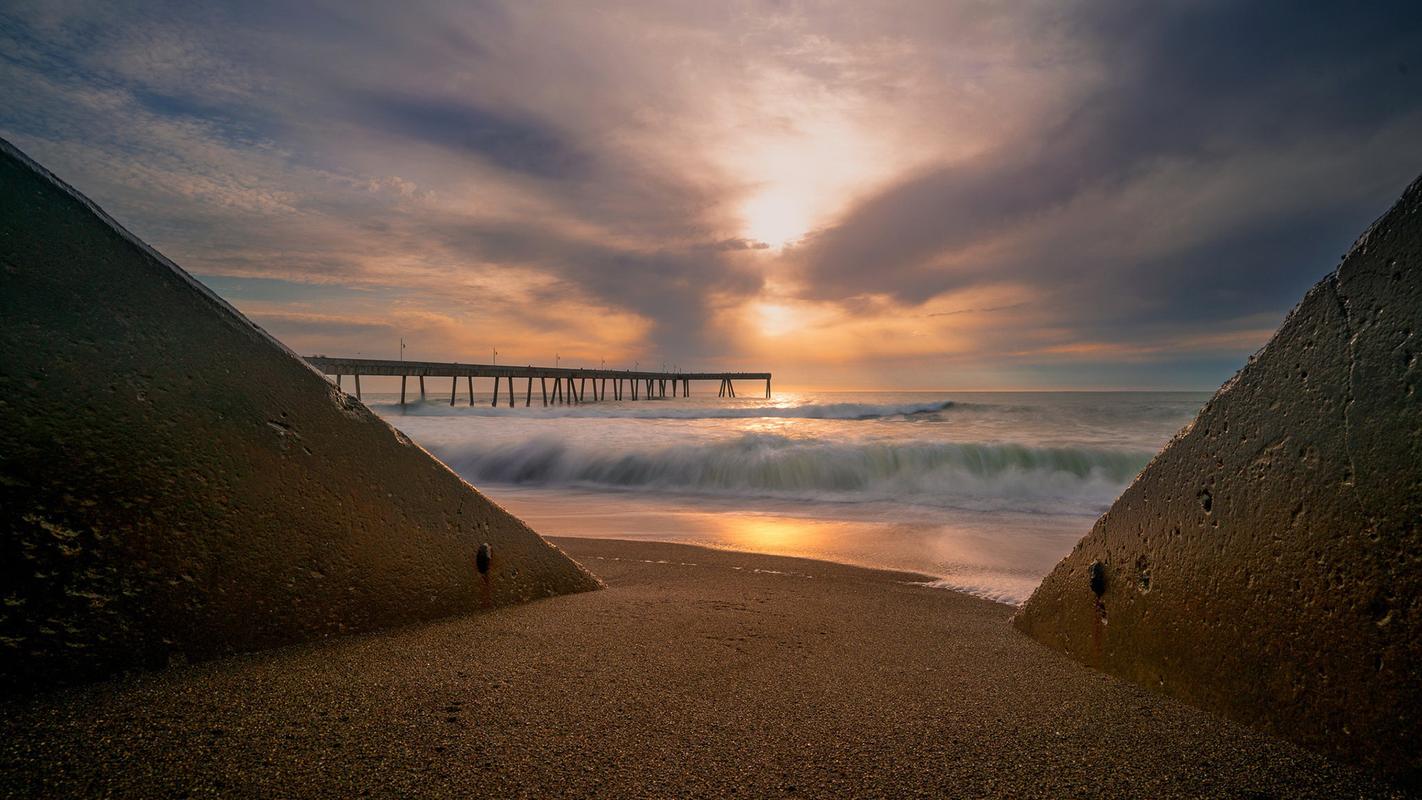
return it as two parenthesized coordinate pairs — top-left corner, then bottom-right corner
(0, 538), (1397, 799)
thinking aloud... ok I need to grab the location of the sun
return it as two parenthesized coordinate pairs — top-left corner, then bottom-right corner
(755, 301), (799, 336)
(742, 190), (812, 249)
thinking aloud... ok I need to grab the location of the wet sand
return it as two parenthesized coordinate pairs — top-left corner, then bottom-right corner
(0, 538), (1401, 798)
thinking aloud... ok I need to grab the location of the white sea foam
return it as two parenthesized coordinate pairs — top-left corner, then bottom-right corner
(374, 397), (960, 421)
(916, 577), (1043, 606)
(425, 432), (1152, 514)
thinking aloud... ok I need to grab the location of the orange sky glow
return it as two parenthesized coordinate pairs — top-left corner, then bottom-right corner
(5, 2), (1420, 389)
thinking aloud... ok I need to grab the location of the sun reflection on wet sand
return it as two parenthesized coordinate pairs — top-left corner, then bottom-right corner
(492, 488), (1088, 605)
(711, 514), (837, 556)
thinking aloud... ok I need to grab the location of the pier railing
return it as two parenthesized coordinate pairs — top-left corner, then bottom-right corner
(305, 356), (770, 406)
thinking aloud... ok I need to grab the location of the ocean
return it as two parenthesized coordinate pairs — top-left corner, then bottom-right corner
(367, 389), (1209, 605)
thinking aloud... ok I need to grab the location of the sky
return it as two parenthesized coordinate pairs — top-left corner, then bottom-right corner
(3, 1), (1421, 390)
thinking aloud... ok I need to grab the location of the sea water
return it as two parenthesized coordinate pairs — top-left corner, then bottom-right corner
(366, 390), (1208, 605)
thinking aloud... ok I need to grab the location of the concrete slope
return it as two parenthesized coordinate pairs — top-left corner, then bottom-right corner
(1014, 174), (1422, 779)
(0, 138), (601, 691)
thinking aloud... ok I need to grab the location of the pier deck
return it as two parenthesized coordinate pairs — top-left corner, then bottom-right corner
(305, 356), (770, 406)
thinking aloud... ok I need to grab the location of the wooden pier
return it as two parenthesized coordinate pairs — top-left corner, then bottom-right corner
(305, 357), (771, 407)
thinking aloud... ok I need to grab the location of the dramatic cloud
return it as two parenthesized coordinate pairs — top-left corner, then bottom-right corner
(788, 1), (1422, 342)
(3, 0), (1420, 387)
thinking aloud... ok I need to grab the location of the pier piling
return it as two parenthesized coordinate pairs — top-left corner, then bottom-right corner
(305, 358), (769, 410)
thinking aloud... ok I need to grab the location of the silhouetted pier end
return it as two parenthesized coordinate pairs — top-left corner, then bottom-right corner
(305, 356), (771, 408)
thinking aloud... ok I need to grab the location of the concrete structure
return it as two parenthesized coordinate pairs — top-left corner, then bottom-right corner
(1014, 174), (1422, 780)
(0, 138), (601, 691)
(306, 356), (772, 405)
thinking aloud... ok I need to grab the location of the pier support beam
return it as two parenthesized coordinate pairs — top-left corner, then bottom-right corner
(308, 359), (767, 412)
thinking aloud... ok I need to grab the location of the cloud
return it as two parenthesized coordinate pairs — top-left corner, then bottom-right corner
(3, 0), (1420, 387)
(788, 0), (1422, 345)
(345, 89), (589, 179)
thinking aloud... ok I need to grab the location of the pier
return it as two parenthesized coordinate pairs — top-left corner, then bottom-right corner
(306, 356), (771, 406)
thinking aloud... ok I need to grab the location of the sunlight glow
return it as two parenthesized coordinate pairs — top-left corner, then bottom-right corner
(754, 301), (802, 337)
(716, 515), (829, 553)
(719, 65), (927, 252)
(742, 190), (814, 249)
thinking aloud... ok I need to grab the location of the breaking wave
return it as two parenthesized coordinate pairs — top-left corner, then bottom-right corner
(381, 398), (961, 421)
(430, 433), (1151, 514)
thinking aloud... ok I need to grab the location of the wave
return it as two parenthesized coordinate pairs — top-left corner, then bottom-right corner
(431, 433), (1151, 514)
(380, 398), (960, 421)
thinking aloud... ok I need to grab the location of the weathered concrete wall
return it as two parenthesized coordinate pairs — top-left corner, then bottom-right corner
(0, 139), (601, 690)
(1014, 174), (1422, 779)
